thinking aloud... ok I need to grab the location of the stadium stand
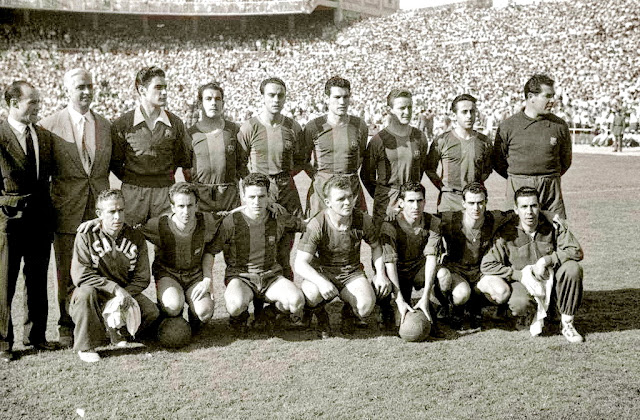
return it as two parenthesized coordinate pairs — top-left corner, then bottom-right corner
(0, 0), (639, 139)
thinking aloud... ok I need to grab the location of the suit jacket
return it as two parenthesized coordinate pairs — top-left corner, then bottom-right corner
(0, 119), (54, 233)
(40, 107), (111, 234)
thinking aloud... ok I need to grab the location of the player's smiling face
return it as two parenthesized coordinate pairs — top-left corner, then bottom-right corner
(201, 88), (224, 119)
(140, 76), (167, 109)
(97, 197), (125, 237)
(243, 185), (269, 218)
(325, 187), (354, 217)
(528, 84), (555, 116)
(328, 87), (350, 117)
(515, 195), (540, 231)
(454, 100), (476, 130)
(67, 72), (94, 114)
(171, 192), (197, 226)
(462, 192), (487, 221)
(400, 191), (425, 223)
(389, 96), (413, 125)
(262, 83), (286, 116)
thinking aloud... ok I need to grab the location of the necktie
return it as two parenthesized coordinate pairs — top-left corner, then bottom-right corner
(80, 117), (92, 173)
(25, 125), (37, 178)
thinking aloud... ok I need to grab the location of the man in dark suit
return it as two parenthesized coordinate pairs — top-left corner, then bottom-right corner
(40, 69), (112, 348)
(0, 81), (56, 362)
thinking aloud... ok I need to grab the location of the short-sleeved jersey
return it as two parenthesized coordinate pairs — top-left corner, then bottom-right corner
(237, 116), (304, 176)
(142, 212), (219, 276)
(361, 127), (429, 196)
(440, 210), (510, 277)
(188, 119), (241, 185)
(110, 108), (191, 187)
(426, 129), (493, 192)
(303, 115), (368, 175)
(297, 209), (378, 271)
(380, 212), (442, 274)
(209, 211), (303, 276)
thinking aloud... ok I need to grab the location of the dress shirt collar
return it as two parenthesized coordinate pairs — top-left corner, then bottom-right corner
(7, 115), (32, 134)
(68, 106), (94, 125)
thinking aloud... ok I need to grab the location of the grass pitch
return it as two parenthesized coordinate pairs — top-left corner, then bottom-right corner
(2, 152), (640, 419)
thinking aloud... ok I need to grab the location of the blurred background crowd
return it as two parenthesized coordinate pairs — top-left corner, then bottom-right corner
(1, 0), (639, 141)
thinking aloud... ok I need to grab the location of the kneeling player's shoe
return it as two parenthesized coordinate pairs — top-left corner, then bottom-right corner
(340, 304), (357, 335)
(253, 305), (277, 335)
(229, 312), (250, 336)
(108, 328), (129, 347)
(314, 307), (332, 339)
(561, 321), (584, 343)
(78, 350), (101, 363)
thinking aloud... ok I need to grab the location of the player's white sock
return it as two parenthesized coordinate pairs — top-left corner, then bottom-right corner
(561, 314), (574, 324)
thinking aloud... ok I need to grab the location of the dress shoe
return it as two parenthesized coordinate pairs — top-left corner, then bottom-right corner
(0, 350), (15, 362)
(26, 341), (59, 351)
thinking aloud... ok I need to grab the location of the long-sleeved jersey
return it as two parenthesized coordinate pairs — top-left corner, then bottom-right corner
(493, 111), (571, 179)
(71, 224), (150, 296)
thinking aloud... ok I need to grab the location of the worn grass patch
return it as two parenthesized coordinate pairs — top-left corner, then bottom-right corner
(2, 153), (640, 419)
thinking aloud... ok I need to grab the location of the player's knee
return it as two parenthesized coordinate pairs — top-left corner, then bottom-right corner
(451, 282), (471, 306)
(437, 267), (452, 292)
(301, 281), (324, 307)
(355, 298), (375, 318)
(73, 286), (98, 306)
(160, 296), (184, 317)
(224, 292), (249, 317)
(193, 299), (215, 322)
(282, 289), (305, 314)
(559, 260), (583, 283)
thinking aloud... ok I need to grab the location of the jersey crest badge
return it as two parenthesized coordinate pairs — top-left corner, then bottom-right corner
(550, 137), (557, 146)
(227, 144), (235, 153)
(350, 139), (358, 149)
(284, 140), (292, 150)
(268, 236), (276, 246)
(413, 150), (421, 159)
(164, 128), (173, 138)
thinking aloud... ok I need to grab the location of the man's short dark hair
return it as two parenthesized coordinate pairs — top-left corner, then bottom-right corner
(386, 88), (412, 107)
(96, 189), (125, 207)
(462, 182), (488, 202)
(451, 94), (477, 113)
(4, 80), (33, 107)
(259, 77), (286, 95)
(323, 175), (352, 198)
(243, 173), (271, 192)
(197, 82), (224, 103)
(135, 66), (165, 91)
(169, 182), (199, 204)
(399, 181), (425, 200)
(514, 186), (539, 204)
(524, 74), (554, 99)
(324, 76), (351, 96)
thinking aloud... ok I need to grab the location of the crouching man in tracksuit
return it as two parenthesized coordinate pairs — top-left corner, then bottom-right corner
(70, 189), (159, 362)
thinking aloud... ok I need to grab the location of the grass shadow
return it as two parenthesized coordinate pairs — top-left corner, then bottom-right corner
(577, 289), (640, 333)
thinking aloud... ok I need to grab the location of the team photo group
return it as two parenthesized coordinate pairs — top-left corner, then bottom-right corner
(0, 65), (585, 364)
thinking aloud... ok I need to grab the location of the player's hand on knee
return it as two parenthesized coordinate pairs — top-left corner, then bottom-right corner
(114, 286), (134, 310)
(192, 278), (213, 301)
(77, 218), (101, 233)
(318, 280), (338, 301)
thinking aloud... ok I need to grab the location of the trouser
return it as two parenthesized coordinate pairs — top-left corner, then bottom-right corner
(121, 183), (171, 227)
(70, 286), (160, 352)
(194, 183), (240, 213)
(506, 173), (566, 219)
(53, 233), (76, 335)
(613, 134), (623, 152)
(0, 226), (52, 351)
(508, 261), (583, 316)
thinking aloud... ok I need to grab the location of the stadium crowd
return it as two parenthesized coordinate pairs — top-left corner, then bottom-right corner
(0, 0), (639, 137)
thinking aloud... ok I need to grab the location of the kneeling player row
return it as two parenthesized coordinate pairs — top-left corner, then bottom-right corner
(70, 174), (585, 362)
